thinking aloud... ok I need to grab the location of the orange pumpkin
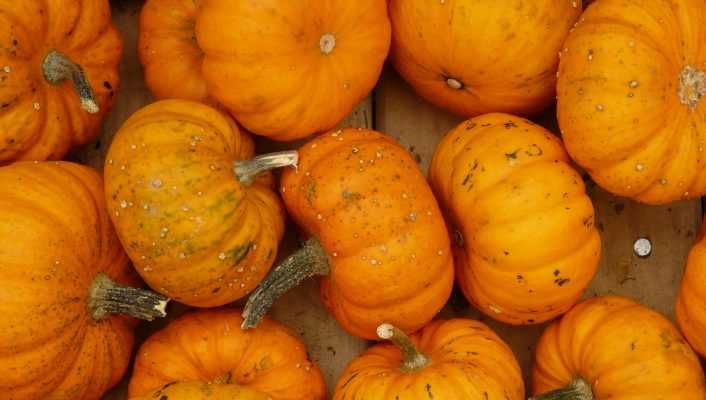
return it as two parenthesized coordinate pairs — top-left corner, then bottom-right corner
(242, 128), (454, 339)
(430, 113), (600, 324)
(388, 0), (582, 117)
(139, 0), (390, 140)
(0, 161), (167, 400)
(532, 296), (706, 400)
(557, 0), (706, 204)
(333, 319), (524, 399)
(104, 99), (291, 307)
(129, 381), (269, 400)
(677, 216), (706, 358)
(0, 0), (122, 162)
(128, 309), (326, 400)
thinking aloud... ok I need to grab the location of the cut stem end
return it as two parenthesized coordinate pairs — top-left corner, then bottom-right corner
(377, 323), (430, 372)
(42, 50), (100, 114)
(234, 150), (298, 186)
(678, 65), (706, 110)
(241, 237), (329, 329)
(88, 273), (169, 321)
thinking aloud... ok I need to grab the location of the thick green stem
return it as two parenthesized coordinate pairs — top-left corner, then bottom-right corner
(530, 378), (594, 400)
(42, 50), (100, 114)
(88, 273), (169, 321)
(233, 150), (298, 185)
(678, 65), (706, 110)
(377, 323), (430, 372)
(241, 237), (329, 329)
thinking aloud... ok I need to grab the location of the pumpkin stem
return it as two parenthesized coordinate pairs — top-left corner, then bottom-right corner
(678, 65), (706, 110)
(233, 150), (299, 186)
(241, 237), (329, 329)
(87, 273), (169, 321)
(530, 378), (594, 400)
(42, 50), (100, 114)
(377, 323), (430, 372)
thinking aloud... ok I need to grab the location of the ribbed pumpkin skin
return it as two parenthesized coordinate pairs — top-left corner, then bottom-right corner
(677, 218), (706, 358)
(430, 113), (600, 324)
(388, 0), (582, 117)
(104, 100), (285, 307)
(280, 128), (454, 339)
(0, 162), (135, 399)
(533, 296), (706, 399)
(0, 0), (122, 162)
(128, 309), (326, 400)
(139, 0), (390, 141)
(129, 381), (270, 400)
(333, 319), (524, 399)
(138, 0), (212, 105)
(557, 0), (706, 204)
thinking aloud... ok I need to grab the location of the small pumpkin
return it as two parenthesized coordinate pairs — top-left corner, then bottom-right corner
(557, 0), (706, 204)
(129, 381), (269, 400)
(243, 128), (454, 339)
(128, 309), (326, 400)
(0, 0), (122, 162)
(0, 161), (167, 400)
(430, 113), (600, 324)
(532, 296), (706, 400)
(333, 319), (524, 399)
(676, 216), (706, 358)
(388, 0), (582, 117)
(139, 0), (390, 140)
(104, 99), (292, 307)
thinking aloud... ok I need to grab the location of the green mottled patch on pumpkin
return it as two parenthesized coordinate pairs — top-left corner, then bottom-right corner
(224, 241), (254, 266)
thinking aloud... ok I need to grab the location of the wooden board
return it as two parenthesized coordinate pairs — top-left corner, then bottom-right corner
(100, 2), (703, 398)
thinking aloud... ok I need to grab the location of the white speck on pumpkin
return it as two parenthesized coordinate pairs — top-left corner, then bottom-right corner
(3, 65), (10, 73)
(151, 179), (162, 188)
(635, 163), (645, 172)
(595, 104), (604, 111)
(629, 80), (639, 88)
(120, 200), (128, 208)
(218, 252), (226, 260)
(33, 102), (40, 110)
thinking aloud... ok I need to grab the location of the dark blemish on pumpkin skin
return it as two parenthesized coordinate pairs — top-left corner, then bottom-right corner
(554, 270), (560, 276)
(505, 149), (520, 160)
(426, 384), (434, 399)
(555, 278), (570, 286)
(340, 372), (359, 389)
(503, 121), (518, 129)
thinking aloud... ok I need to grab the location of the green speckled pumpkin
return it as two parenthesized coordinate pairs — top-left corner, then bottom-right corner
(104, 99), (294, 307)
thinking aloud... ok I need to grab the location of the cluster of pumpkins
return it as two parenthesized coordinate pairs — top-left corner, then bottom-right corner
(0, 0), (705, 399)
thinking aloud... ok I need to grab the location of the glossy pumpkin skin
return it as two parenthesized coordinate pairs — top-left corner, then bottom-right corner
(677, 217), (706, 358)
(430, 114), (600, 325)
(105, 99), (285, 307)
(333, 319), (524, 399)
(128, 309), (326, 400)
(139, 0), (390, 141)
(388, 0), (582, 117)
(533, 296), (706, 399)
(557, 0), (706, 204)
(281, 128), (454, 339)
(0, 0), (122, 162)
(138, 0), (212, 105)
(130, 381), (269, 400)
(0, 162), (135, 399)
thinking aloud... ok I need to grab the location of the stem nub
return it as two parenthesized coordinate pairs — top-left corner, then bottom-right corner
(233, 150), (299, 186)
(241, 237), (329, 329)
(377, 323), (430, 372)
(88, 273), (169, 321)
(319, 33), (336, 55)
(530, 378), (595, 400)
(678, 65), (706, 110)
(42, 50), (100, 114)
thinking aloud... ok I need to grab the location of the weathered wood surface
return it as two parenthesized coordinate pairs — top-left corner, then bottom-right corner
(101, 2), (702, 398)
